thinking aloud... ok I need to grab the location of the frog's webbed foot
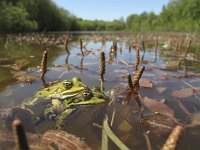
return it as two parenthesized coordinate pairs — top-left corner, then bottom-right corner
(55, 108), (77, 129)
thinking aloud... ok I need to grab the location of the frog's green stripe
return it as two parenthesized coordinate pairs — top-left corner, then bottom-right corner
(50, 93), (78, 100)
(59, 86), (86, 95)
(69, 98), (106, 106)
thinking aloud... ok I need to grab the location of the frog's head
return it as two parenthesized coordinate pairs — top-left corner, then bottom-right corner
(36, 77), (87, 99)
(44, 87), (108, 117)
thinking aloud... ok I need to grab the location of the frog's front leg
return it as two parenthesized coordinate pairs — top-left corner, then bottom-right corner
(55, 108), (77, 129)
(33, 99), (62, 126)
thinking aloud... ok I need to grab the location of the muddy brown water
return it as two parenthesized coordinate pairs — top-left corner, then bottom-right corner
(0, 32), (200, 149)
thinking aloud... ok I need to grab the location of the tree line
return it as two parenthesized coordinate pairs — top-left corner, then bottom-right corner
(0, 0), (125, 33)
(0, 0), (199, 33)
(126, 0), (200, 32)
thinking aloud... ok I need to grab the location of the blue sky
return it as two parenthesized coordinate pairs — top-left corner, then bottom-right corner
(52, 0), (170, 21)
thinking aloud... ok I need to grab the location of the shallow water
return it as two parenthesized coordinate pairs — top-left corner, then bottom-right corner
(0, 32), (200, 149)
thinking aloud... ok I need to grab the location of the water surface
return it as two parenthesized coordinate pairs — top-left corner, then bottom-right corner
(0, 32), (200, 149)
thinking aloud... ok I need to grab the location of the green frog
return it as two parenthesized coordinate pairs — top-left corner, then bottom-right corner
(0, 77), (109, 130)
(42, 87), (109, 128)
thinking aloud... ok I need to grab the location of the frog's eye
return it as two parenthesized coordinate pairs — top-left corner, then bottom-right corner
(63, 80), (73, 89)
(82, 90), (93, 100)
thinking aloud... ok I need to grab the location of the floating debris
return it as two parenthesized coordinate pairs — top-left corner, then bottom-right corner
(11, 71), (36, 83)
(119, 60), (130, 66)
(186, 112), (200, 127)
(11, 59), (29, 71)
(42, 130), (91, 150)
(140, 114), (180, 136)
(160, 58), (182, 71)
(172, 88), (197, 99)
(0, 129), (92, 150)
(143, 97), (174, 117)
(113, 68), (128, 74)
(139, 79), (153, 88)
(156, 87), (166, 93)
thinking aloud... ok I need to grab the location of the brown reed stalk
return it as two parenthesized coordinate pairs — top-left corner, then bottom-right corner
(13, 119), (29, 150)
(4, 36), (9, 49)
(142, 40), (146, 53)
(80, 57), (84, 69)
(64, 36), (69, 54)
(40, 51), (47, 79)
(184, 39), (192, 58)
(132, 92), (142, 110)
(100, 80), (105, 91)
(154, 38), (158, 62)
(80, 38), (84, 56)
(177, 58), (182, 70)
(184, 59), (188, 77)
(124, 91), (132, 105)
(178, 39), (183, 51)
(128, 44), (132, 52)
(132, 66), (145, 91)
(161, 125), (184, 150)
(99, 52), (105, 81)
(175, 41), (179, 52)
(135, 47), (140, 70)
(113, 41), (117, 51)
(155, 38), (158, 52)
(127, 73), (133, 89)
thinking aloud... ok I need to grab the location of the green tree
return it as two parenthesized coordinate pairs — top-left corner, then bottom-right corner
(0, 3), (37, 33)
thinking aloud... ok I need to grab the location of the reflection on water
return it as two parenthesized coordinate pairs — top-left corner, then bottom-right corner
(0, 32), (200, 149)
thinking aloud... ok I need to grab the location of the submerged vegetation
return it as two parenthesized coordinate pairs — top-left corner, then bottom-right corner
(1, 0), (200, 33)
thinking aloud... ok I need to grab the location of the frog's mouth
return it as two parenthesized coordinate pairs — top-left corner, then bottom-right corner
(50, 93), (79, 100)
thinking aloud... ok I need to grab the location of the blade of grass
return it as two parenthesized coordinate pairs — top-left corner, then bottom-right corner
(101, 128), (108, 150)
(103, 116), (130, 150)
